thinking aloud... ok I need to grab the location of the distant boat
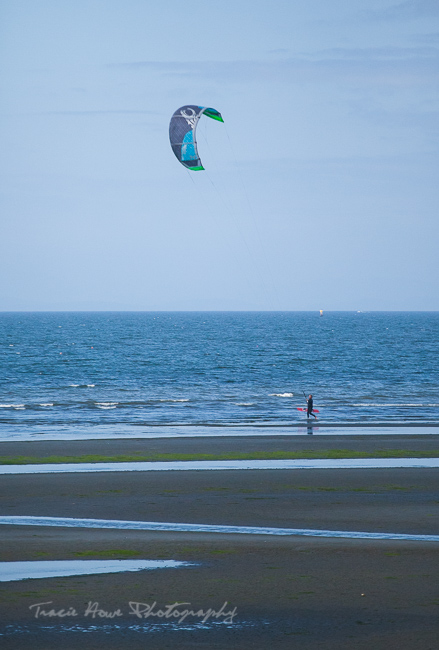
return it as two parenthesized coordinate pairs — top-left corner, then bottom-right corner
(320, 310), (323, 317)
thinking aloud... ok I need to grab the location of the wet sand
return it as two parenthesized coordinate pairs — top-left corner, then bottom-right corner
(0, 435), (438, 649)
(1, 432), (438, 459)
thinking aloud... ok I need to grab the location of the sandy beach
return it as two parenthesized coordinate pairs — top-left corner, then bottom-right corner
(1, 433), (438, 649)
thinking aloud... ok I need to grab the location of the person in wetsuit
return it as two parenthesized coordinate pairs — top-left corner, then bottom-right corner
(307, 394), (317, 419)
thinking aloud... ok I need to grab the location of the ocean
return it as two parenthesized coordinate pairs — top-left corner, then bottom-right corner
(0, 311), (438, 440)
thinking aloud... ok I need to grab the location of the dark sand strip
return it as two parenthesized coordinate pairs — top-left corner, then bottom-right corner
(0, 433), (438, 460)
(0, 467), (438, 534)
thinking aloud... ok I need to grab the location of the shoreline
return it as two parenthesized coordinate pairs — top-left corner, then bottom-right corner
(0, 423), (439, 446)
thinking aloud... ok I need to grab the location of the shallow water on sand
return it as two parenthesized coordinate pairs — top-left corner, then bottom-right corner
(1, 457), (439, 474)
(1, 516), (438, 542)
(0, 559), (193, 582)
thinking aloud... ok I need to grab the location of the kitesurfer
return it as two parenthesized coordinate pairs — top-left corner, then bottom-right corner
(307, 394), (317, 419)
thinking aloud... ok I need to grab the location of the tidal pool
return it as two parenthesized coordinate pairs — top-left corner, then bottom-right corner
(0, 559), (194, 582)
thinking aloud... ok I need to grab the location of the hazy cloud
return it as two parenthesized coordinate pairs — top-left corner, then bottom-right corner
(412, 32), (439, 44)
(108, 45), (439, 88)
(373, 0), (439, 21)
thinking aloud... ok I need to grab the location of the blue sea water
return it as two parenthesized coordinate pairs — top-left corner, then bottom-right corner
(0, 312), (438, 440)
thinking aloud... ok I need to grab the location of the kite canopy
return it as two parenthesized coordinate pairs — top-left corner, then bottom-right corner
(169, 105), (224, 171)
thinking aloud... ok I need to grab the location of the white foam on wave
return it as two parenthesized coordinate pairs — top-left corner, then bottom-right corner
(96, 403), (118, 410)
(270, 393), (294, 398)
(69, 384), (95, 388)
(0, 404), (26, 409)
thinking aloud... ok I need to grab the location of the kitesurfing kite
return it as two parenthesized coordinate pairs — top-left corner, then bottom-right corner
(169, 105), (224, 171)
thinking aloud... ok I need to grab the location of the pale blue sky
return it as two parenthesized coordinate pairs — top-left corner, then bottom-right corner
(1, 0), (438, 310)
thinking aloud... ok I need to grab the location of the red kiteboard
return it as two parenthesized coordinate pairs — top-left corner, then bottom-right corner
(297, 407), (320, 413)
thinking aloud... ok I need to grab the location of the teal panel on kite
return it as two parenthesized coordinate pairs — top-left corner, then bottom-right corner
(169, 105), (224, 170)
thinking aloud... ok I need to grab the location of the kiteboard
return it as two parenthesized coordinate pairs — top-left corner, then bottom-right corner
(297, 407), (319, 413)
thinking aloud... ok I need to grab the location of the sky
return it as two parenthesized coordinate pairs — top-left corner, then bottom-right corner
(1, 0), (438, 311)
